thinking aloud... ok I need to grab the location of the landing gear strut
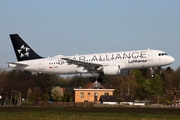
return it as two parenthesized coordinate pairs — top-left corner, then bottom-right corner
(89, 77), (96, 82)
(89, 72), (104, 83)
(150, 68), (155, 78)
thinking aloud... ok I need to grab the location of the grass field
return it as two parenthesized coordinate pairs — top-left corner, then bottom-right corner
(0, 107), (180, 120)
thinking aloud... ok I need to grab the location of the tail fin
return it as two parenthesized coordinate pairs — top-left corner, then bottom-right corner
(10, 34), (43, 61)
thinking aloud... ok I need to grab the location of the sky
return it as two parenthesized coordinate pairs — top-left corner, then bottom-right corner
(0, 1), (180, 70)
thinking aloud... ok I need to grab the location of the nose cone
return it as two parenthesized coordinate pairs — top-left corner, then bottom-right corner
(168, 56), (175, 64)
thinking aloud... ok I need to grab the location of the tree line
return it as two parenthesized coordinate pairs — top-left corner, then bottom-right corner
(0, 66), (180, 105)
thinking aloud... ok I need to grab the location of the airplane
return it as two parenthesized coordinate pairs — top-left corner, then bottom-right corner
(8, 34), (175, 82)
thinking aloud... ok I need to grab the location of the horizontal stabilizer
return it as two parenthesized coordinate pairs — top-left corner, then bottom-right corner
(7, 62), (29, 67)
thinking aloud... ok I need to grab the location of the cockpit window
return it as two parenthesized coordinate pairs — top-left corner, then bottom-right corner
(158, 53), (168, 56)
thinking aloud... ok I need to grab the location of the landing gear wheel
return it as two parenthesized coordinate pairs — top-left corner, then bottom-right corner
(151, 74), (155, 78)
(150, 68), (155, 78)
(89, 77), (96, 82)
(97, 77), (103, 83)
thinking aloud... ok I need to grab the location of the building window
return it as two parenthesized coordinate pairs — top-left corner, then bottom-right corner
(80, 92), (84, 98)
(104, 92), (109, 95)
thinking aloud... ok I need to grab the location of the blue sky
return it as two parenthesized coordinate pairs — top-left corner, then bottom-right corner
(0, 1), (180, 70)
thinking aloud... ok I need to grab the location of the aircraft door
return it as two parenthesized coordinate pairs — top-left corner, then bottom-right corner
(39, 60), (44, 70)
(147, 51), (153, 61)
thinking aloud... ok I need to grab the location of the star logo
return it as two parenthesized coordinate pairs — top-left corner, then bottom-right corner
(17, 45), (30, 58)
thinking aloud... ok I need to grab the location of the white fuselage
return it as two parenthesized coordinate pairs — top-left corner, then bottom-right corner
(8, 49), (174, 75)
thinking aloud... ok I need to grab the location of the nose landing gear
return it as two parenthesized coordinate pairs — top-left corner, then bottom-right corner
(150, 68), (155, 78)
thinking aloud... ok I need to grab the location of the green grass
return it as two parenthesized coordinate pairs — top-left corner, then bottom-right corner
(0, 107), (180, 120)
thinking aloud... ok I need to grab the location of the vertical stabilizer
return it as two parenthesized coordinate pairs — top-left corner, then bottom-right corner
(10, 34), (43, 61)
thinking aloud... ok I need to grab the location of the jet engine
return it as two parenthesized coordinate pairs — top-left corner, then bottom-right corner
(103, 65), (120, 75)
(76, 67), (88, 73)
(102, 65), (130, 76)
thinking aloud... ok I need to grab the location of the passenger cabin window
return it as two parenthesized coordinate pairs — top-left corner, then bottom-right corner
(104, 92), (109, 96)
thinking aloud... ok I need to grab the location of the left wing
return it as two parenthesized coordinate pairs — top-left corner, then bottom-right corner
(61, 58), (103, 70)
(61, 58), (127, 74)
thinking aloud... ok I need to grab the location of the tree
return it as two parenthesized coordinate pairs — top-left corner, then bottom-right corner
(169, 88), (180, 106)
(102, 70), (138, 96)
(42, 92), (50, 101)
(133, 69), (146, 100)
(27, 88), (32, 102)
(161, 67), (174, 91)
(143, 74), (164, 103)
(51, 86), (64, 102)
(172, 67), (180, 88)
(61, 93), (72, 102)
(124, 70), (139, 96)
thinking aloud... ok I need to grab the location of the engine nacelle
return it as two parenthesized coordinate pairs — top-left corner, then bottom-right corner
(102, 65), (130, 76)
(103, 65), (120, 75)
(76, 67), (88, 73)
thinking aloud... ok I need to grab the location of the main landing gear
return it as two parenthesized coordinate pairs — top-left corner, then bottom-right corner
(89, 72), (104, 83)
(89, 76), (103, 83)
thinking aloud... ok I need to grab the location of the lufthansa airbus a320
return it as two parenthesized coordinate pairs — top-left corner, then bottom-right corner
(8, 34), (175, 82)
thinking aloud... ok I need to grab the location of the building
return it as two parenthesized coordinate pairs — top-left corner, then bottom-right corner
(73, 81), (114, 102)
(99, 95), (134, 105)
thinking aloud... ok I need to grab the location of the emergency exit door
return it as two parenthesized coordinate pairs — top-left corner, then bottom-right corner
(39, 60), (44, 70)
